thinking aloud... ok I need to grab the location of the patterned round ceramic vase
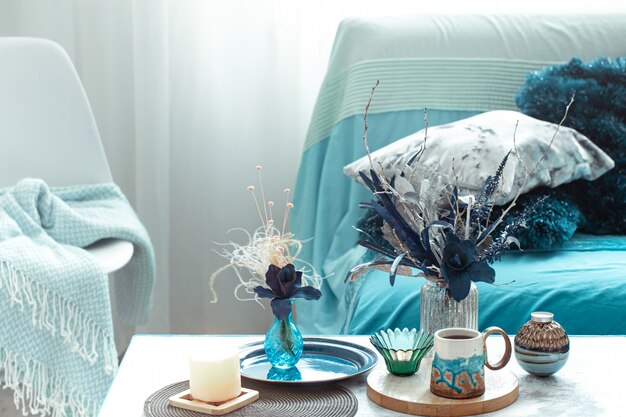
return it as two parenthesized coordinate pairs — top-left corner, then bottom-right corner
(514, 312), (569, 376)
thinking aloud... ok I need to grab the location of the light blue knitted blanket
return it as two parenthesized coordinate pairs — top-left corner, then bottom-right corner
(0, 179), (155, 417)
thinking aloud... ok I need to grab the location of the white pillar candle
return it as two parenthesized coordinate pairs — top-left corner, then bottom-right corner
(189, 345), (241, 403)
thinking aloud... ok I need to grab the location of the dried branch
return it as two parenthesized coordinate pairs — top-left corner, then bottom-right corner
(406, 108), (430, 180)
(479, 93), (575, 241)
(451, 157), (462, 232)
(414, 107), (429, 166)
(512, 120), (529, 176)
(363, 80), (380, 169)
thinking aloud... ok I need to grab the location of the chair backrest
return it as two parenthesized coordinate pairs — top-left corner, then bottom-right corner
(0, 37), (112, 187)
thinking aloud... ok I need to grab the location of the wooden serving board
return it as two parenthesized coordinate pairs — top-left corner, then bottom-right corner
(367, 357), (518, 417)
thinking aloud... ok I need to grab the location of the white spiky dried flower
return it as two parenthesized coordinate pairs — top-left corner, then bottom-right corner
(209, 167), (321, 305)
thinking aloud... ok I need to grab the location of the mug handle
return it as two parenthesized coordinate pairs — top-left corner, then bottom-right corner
(482, 326), (512, 370)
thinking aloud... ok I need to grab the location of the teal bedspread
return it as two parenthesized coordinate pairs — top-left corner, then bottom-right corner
(346, 235), (626, 335)
(292, 15), (626, 337)
(291, 13), (626, 334)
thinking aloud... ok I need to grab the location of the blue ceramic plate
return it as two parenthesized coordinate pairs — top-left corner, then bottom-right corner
(239, 338), (378, 384)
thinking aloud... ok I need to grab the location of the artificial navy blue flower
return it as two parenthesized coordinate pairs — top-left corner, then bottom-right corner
(254, 264), (322, 320)
(440, 232), (495, 302)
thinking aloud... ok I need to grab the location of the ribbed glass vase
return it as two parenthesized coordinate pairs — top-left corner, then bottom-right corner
(420, 278), (478, 335)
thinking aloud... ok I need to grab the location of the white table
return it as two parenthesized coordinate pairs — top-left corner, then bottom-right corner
(99, 335), (625, 417)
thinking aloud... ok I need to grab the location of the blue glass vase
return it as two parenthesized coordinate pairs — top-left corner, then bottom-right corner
(266, 366), (303, 381)
(264, 311), (303, 369)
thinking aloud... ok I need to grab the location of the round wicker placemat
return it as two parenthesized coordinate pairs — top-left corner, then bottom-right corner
(144, 379), (358, 417)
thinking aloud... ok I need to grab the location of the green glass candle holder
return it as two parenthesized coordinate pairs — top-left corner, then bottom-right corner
(370, 328), (434, 376)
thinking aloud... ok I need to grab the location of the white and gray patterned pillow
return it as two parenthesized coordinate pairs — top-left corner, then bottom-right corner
(344, 110), (614, 204)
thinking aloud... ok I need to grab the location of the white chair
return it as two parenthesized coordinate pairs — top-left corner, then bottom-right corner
(0, 37), (133, 272)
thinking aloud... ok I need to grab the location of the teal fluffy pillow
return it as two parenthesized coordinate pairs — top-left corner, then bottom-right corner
(510, 57), (626, 246)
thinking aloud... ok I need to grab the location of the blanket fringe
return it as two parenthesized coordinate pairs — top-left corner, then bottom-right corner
(0, 261), (117, 375)
(1, 345), (98, 417)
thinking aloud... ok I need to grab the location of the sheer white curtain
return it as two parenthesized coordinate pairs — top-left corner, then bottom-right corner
(1, 0), (611, 338)
(0, 0), (173, 345)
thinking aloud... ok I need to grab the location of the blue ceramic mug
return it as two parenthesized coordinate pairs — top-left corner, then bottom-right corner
(430, 327), (512, 399)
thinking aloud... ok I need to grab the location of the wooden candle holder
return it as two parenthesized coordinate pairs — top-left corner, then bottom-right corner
(169, 388), (259, 415)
